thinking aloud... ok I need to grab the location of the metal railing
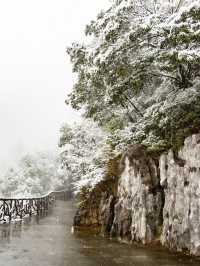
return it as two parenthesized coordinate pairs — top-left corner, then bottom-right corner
(0, 190), (71, 224)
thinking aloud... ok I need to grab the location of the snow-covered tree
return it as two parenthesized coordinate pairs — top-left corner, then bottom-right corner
(59, 119), (110, 193)
(0, 151), (63, 198)
(67, 0), (200, 153)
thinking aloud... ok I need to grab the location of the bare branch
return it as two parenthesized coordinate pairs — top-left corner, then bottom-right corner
(175, 0), (184, 12)
(148, 71), (180, 82)
(123, 94), (144, 117)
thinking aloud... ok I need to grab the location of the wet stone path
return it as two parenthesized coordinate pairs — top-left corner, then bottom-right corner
(0, 200), (200, 266)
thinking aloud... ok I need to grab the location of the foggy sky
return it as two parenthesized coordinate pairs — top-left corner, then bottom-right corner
(0, 0), (110, 173)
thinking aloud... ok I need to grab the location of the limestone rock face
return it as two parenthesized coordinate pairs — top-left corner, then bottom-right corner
(110, 145), (163, 243)
(74, 145), (164, 243)
(73, 179), (117, 229)
(160, 134), (200, 256)
(74, 134), (200, 256)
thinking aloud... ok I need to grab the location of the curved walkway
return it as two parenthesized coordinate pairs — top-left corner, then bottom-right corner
(0, 201), (200, 266)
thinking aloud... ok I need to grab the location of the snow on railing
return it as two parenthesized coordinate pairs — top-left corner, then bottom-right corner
(0, 189), (71, 224)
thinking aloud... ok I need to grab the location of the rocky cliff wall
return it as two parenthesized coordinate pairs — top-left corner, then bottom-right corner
(160, 134), (200, 255)
(74, 133), (200, 256)
(108, 145), (163, 244)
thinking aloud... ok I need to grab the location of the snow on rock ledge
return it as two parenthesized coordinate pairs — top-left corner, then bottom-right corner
(160, 134), (200, 256)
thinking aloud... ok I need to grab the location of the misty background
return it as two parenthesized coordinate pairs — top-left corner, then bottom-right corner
(0, 0), (110, 173)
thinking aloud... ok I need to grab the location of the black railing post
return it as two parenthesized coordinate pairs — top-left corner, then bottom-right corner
(9, 200), (12, 222)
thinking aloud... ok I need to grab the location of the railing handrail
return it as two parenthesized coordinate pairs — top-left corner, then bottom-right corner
(0, 188), (71, 223)
(0, 189), (70, 201)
